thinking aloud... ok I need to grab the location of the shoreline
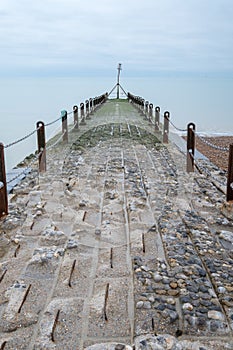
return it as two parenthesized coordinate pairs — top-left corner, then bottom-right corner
(181, 135), (233, 172)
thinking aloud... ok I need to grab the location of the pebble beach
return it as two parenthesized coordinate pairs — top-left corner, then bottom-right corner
(195, 136), (233, 171)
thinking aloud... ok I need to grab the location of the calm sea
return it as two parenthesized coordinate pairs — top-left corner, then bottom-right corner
(0, 76), (233, 170)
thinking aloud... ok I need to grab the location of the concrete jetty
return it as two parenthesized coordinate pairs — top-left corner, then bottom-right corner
(0, 100), (233, 349)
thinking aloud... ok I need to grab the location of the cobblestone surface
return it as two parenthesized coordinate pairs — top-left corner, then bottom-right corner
(0, 100), (233, 349)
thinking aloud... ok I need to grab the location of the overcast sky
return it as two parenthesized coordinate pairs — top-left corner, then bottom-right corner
(0, 0), (233, 77)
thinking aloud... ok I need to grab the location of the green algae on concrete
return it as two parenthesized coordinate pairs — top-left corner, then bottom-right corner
(71, 123), (161, 152)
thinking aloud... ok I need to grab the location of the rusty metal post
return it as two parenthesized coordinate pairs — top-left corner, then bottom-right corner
(227, 144), (233, 201)
(140, 99), (144, 114)
(163, 111), (170, 143)
(142, 99), (145, 112)
(89, 98), (93, 114)
(0, 143), (8, 217)
(61, 110), (68, 143)
(37, 121), (46, 172)
(145, 101), (149, 119)
(155, 106), (160, 131)
(0, 144), (8, 217)
(86, 100), (90, 119)
(186, 123), (196, 173)
(73, 105), (79, 129)
(80, 103), (86, 125)
(149, 103), (153, 123)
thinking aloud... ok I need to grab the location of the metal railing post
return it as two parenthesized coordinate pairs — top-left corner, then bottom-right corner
(145, 101), (149, 119)
(61, 110), (68, 143)
(73, 105), (79, 129)
(89, 98), (93, 114)
(155, 106), (160, 131)
(86, 99), (90, 119)
(149, 103), (153, 123)
(227, 144), (233, 201)
(80, 103), (86, 124)
(186, 123), (196, 173)
(163, 111), (170, 143)
(0, 143), (8, 217)
(37, 121), (46, 172)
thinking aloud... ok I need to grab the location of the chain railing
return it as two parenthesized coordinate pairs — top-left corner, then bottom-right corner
(0, 92), (108, 218)
(6, 150), (42, 185)
(46, 131), (67, 152)
(168, 118), (187, 132)
(196, 133), (229, 152)
(44, 116), (62, 127)
(1, 90), (233, 218)
(128, 90), (233, 202)
(188, 128), (233, 200)
(4, 127), (41, 149)
(128, 92), (185, 141)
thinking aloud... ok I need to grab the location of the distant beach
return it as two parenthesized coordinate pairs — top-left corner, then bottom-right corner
(195, 135), (233, 171)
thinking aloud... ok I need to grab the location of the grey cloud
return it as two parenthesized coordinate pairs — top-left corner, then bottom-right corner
(0, 0), (233, 76)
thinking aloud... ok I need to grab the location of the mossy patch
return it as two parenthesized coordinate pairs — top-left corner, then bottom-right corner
(71, 123), (161, 152)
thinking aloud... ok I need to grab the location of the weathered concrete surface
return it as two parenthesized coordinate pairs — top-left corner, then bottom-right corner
(0, 100), (233, 349)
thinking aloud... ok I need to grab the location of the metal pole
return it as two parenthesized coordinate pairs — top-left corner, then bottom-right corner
(155, 106), (160, 131)
(186, 123), (196, 173)
(163, 111), (170, 143)
(61, 110), (68, 143)
(149, 103), (153, 123)
(227, 144), (233, 201)
(80, 103), (86, 125)
(89, 98), (93, 114)
(145, 101), (149, 120)
(0, 143), (8, 217)
(141, 99), (145, 115)
(37, 121), (46, 172)
(86, 99), (90, 119)
(73, 105), (79, 129)
(117, 63), (122, 99)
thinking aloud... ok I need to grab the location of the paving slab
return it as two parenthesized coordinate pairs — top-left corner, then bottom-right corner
(1, 100), (233, 349)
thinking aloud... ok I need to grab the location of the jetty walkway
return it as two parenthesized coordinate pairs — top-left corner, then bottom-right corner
(1, 99), (233, 349)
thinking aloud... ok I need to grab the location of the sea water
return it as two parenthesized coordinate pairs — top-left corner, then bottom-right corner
(0, 75), (233, 170)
